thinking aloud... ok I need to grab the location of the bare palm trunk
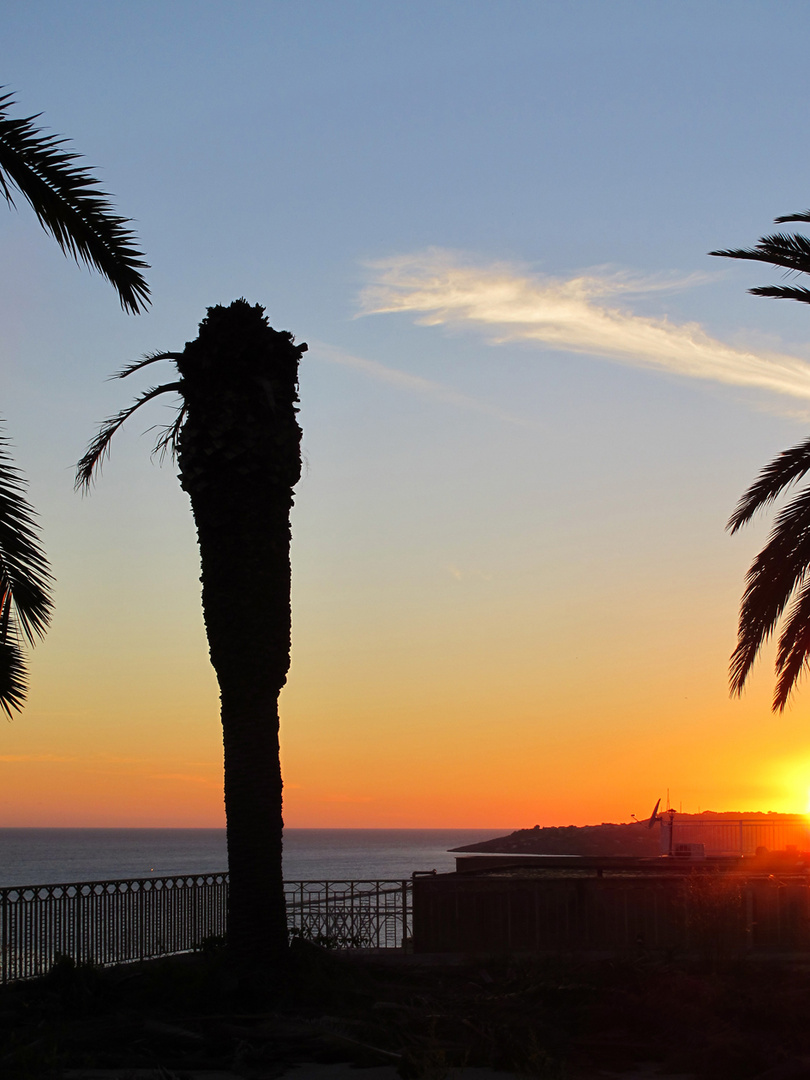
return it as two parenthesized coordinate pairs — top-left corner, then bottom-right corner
(190, 486), (293, 960)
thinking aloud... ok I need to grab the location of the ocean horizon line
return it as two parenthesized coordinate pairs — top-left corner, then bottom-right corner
(0, 825), (516, 832)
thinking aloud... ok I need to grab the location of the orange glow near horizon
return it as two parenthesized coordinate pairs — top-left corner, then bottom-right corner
(3, 362), (810, 830)
(2, 617), (809, 828)
(9, 0), (810, 841)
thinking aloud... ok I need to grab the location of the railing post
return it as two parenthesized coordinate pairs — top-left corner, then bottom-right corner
(0, 888), (7, 985)
(350, 881), (356, 947)
(401, 880), (409, 948)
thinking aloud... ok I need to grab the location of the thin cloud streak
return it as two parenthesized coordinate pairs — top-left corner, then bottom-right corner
(150, 772), (218, 785)
(359, 250), (810, 402)
(312, 341), (533, 427)
(0, 754), (76, 763)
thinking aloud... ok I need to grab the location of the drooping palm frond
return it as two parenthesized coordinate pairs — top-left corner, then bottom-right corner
(716, 211), (810, 707)
(729, 484), (810, 705)
(0, 89), (149, 314)
(113, 351), (182, 380)
(75, 381), (183, 491)
(710, 215), (810, 307)
(749, 285), (810, 304)
(153, 402), (188, 463)
(0, 427), (53, 716)
(0, 433), (52, 643)
(773, 576), (810, 709)
(728, 436), (810, 533)
(0, 642), (26, 715)
(727, 440), (810, 710)
(711, 232), (810, 276)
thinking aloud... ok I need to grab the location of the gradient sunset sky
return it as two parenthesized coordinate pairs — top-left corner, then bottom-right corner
(3, 2), (810, 828)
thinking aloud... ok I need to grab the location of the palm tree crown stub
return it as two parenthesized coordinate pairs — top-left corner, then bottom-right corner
(75, 302), (307, 493)
(0, 89), (150, 314)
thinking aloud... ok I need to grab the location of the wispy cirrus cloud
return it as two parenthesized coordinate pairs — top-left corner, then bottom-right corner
(359, 250), (810, 402)
(313, 341), (531, 426)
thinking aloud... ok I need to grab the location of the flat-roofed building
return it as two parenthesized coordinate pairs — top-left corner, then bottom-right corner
(661, 812), (810, 856)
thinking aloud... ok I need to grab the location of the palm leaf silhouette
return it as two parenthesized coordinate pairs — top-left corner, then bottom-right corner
(716, 210), (810, 708)
(0, 429), (53, 716)
(711, 212), (810, 306)
(0, 89), (149, 313)
(0, 87), (150, 712)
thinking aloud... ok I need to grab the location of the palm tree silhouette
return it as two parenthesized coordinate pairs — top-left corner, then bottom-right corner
(712, 213), (810, 709)
(0, 88), (150, 714)
(77, 299), (305, 964)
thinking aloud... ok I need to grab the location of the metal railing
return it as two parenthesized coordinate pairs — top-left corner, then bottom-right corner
(0, 874), (228, 983)
(285, 879), (411, 949)
(0, 875), (412, 983)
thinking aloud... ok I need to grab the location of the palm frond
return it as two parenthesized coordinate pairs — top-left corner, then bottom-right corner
(721, 212), (810, 708)
(153, 403), (188, 463)
(731, 545), (808, 691)
(730, 485), (810, 697)
(727, 436), (810, 533)
(749, 285), (810, 304)
(0, 89), (149, 314)
(0, 431), (52, 644)
(113, 351), (183, 380)
(710, 232), (810, 276)
(773, 575), (810, 710)
(75, 382), (183, 491)
(0, 633), (27, 718)
(0, 428), (53, 716)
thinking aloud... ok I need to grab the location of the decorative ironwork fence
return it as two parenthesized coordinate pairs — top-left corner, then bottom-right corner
(0, 875), (412, 983)
(285, 879), (411, 949)
(0, 874), (228, 983)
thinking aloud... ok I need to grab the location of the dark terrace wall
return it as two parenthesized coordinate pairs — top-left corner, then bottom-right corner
(413, 869), (810, 955)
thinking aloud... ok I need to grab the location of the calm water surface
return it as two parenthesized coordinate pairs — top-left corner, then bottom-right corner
(0, 828), (506, 887)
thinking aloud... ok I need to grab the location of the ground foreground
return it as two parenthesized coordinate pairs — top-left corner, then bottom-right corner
(3, 944), (810, 1079)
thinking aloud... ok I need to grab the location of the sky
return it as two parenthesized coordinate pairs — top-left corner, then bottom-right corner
(4, 1), (810, 828)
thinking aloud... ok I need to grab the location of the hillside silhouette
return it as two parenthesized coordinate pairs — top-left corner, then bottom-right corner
(453, 821), (661, 857)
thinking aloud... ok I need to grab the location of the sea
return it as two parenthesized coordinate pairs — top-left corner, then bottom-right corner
(0, 828), (505, 888)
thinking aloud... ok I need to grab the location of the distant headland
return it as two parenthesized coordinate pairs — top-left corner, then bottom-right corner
(453, 821), (660, 857)
(452, 812), (806, 858)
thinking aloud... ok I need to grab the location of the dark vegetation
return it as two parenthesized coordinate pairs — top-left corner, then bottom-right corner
(6, 946), (810, 1078)
(454, 821), (661, 858)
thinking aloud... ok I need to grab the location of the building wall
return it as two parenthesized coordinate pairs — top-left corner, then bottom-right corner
(413, 872), (810, 955)
(661, 814), (810, 857)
